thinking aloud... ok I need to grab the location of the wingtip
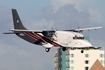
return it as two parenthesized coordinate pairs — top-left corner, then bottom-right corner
(97, 26), (102, 29)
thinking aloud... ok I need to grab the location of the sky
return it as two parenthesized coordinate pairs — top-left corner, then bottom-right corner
(0, 0), (105, 70)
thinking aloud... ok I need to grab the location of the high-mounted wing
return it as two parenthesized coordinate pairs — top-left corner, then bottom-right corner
(65, 27), (102, 33)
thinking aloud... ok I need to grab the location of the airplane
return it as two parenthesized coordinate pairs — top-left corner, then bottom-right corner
(4, 9), (102, 53)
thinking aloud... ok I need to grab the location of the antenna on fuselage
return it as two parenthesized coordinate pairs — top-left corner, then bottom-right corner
(78, 26), (80, 32)
(51, 27), (57, 37)
(51, 27), (54, 31)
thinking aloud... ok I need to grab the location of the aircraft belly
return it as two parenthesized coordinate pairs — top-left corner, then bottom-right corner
(42, 43), (53, 48)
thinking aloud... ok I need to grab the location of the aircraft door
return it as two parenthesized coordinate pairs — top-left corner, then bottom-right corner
(67, 36), (72, 43)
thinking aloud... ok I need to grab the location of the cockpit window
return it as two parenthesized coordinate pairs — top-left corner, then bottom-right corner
(73, 36), (84, 40)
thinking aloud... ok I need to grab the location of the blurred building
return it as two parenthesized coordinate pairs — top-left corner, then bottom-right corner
(54, 48), (104, 70)
(90, 59), (105, 70)
(54, 36), (104, 70)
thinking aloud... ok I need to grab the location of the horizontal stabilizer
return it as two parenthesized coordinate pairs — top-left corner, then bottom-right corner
(3, 32), (15, 34)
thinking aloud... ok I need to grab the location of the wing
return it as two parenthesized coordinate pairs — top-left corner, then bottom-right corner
(10, 29), (43, 33)
(64, 27), (102, 33)
(3, 29), (43, 34)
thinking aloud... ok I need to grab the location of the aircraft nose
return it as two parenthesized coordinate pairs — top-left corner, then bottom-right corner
(72, 40), (92, 47)
(81, 40), (92, 47)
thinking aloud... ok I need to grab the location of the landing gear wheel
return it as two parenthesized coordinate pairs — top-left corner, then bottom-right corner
(45, 48), (50, 52)
(81, 50), (84, 53)
(62, 47), (66, 51)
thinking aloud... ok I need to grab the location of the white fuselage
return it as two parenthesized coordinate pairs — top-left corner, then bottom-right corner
(42, 31), (92, 48)
(53, 31), (92, 47)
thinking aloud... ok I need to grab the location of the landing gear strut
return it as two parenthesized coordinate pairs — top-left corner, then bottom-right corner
(62, 47), (66, 51)
(81, 50), (84, 53)
(45, 48), (50, 52)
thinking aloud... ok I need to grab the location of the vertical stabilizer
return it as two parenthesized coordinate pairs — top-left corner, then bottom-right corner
(12, 9), (26, 29)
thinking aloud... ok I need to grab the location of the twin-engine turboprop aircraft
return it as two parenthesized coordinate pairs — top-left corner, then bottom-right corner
(4, 9), (102, 53)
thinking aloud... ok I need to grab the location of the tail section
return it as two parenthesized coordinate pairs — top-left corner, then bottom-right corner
(12, 9), (26, 29)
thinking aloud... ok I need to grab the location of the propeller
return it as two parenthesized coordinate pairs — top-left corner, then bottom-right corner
(51, 27), (57, 37)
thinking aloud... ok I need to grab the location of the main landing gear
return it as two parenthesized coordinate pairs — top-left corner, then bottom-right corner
(81, 50), (84, 53)
(45, 48), (50, 52)
(62, 47), (84, 53)
(62, 47), (66, 51)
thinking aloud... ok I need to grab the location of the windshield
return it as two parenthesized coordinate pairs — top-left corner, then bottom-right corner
(73, 36), (84, 40)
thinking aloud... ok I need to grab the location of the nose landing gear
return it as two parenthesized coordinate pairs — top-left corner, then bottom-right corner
(45, 48), (50, 52)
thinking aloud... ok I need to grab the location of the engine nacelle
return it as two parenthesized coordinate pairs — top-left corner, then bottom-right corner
(42, 31), (55, 37)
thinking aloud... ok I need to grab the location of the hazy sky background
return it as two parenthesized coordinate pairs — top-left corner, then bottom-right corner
(0, 0), (105, 70)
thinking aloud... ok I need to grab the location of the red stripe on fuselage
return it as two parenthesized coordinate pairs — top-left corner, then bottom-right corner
(25, 32), (44, 42)
(34, 33), (62, 47)
(25, 32), (62, 47)
(25, 32), (38, 40)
